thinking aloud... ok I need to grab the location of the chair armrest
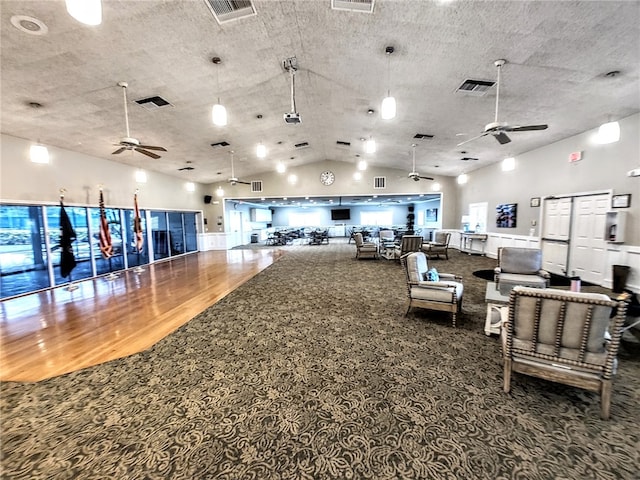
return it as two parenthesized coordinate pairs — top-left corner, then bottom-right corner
(538, 270), (551, 279)
(438, 273), (462, 282)
(413, 281), (460, 289)
(494, 267), (502, 274)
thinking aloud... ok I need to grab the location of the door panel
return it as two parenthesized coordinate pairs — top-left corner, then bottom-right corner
(568, 195), (608, 284)
(541, 197), (572, 275)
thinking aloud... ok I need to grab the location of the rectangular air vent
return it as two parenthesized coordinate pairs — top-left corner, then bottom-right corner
(251, 180), (263, 193)
(135, 96), (172, 110)
(331, 0), (374, 13)
(294, 142), (309, 149)
(455, 79), (495, 96)
(336, 140), (351, 147)
(373, 176), (386, 189)
(413, 133), (434, 140)
(461, 157), (479, 161)
(204, 0), (256, 24)
(210, 141), (230, 148)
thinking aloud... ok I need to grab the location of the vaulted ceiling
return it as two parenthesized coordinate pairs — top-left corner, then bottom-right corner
(1, 0), (638, 185)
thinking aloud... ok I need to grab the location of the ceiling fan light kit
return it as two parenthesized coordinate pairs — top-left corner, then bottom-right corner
(65, 0), (102, 26)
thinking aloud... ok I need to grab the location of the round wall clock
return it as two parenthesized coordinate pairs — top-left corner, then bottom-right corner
(320, 170), (335, 186)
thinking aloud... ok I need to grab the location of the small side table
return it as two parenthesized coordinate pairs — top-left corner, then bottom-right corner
(484, 282), (510, 336)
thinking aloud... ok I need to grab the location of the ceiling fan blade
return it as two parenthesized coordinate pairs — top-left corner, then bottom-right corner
(418, 175), (434, 181)
(112, 147), (126, 155)
(135, 147), (161, 159)
(506, 124), (548, 132)
(456, 131), (490, 147)
(237, 180), (251, 185)
(493, 132), (511, 144)
(138, 145), (167, 151)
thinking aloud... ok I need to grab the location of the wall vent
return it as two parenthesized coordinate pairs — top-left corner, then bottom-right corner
(413, 133), (434, 140)
(135, 96), (172, 110)
(204, 0), (256, 24)
(455, 79), (495, 96)
(331, 0), (374, 13)
(373, 176), (386, 189)
(294, 141), (309, 149)
(251, 180), (263, 193)
(336, 140), (351, 147)
(210, 141), (230, 148)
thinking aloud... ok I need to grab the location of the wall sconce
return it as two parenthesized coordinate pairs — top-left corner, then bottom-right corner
(216, 186), (224, 197)
(186, 182), (195, 192)
(431, 182), (441, 191)
(30, 144), (50, 164)
(502, 157), (515, 171)
(457, 173), (468, 185)
(596, 120), (620, 144)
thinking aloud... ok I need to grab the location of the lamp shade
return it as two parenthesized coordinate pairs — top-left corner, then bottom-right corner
(212, 103), (227, 126)
(596, 121), (620, 144)
(30, 144), (49, 164)
(65, 0), (102, 25)
(381, 95), (396, 120)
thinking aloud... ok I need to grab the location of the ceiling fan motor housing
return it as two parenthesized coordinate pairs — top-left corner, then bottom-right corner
(120, 137), (140, 146)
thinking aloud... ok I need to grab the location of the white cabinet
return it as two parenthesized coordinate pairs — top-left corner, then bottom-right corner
(605, 211), (627, 243)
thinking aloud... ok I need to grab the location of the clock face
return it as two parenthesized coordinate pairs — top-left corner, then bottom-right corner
(320, 170), (335, 186)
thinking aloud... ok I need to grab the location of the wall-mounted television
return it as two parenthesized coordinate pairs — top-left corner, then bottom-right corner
(250, 208), (272, 223)
(331, 208), (351, 221)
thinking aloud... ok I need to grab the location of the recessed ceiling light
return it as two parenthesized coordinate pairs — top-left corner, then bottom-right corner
(11, 15), (48, 35)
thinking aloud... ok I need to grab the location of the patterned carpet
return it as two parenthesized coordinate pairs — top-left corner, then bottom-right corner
(1, 241), (639, 479)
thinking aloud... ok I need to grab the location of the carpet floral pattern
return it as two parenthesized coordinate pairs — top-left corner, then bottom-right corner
(1, 242), (639, 479)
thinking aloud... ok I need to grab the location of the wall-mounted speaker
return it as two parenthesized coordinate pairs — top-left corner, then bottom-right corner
(204, 195), (212, 204)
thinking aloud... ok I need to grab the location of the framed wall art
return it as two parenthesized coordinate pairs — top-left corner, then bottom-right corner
(612, 194), (631, 208)
(496, 203), (517, 228)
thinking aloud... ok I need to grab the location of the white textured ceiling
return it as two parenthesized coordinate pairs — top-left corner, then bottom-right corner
(1, 0), (639, 184)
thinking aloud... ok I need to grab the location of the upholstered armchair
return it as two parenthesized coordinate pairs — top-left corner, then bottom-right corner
(393, 235), (423, 260)
(401, 252), (464, 327)
(503, 286), (627, 420)
(378, 229), (395, 253)
(494, 247), (550, 295)
(421, 231), (451, 260)
(354, 232), (378, 259)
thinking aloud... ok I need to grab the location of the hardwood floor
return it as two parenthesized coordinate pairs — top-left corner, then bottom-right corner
(0, 249), (283, 382)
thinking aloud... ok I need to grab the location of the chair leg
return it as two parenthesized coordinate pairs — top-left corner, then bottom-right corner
(503, 359), (512, 393)
(451, 312), (457, 328)
(405, 303), (411, 316)
(601, 380), (612, 420)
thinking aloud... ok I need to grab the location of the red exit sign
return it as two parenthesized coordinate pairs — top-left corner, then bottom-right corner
(568, 151), (582, 163)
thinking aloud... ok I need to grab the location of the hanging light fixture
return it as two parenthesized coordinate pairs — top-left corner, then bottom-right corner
(256, 142), (267, 158)
(30, 143), (49, 164)
(216, 186), (224, 197)
(365, 137), (376, 154)
(276, 163), (286, 173)
(357, 159), (368, 170)
(596, 120), (620, 144)
(65, 0), (102, 25)
(211, 57), (227, 126)
(381, 46), (396, 120)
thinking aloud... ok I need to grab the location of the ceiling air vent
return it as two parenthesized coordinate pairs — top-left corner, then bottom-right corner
(178, 166), (195, 171)
(210, 141), (230, 148)
(373, 176), (386, 189)
(455, 79), (495, 97)
(135, 96), (172, 110)
(461, 157), (479, 161)
(331, 0), (374, 13)
(413, 133), (434, 140)
(336, 140), (351, 147)
(251, 180), (263, 193)
(295, 142), (309, 149)
(204, 0), (256, 24)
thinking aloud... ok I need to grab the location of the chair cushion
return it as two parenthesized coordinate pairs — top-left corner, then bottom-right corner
(412, 281), (463, 302)
(500, 248), (542, 274)
(498, 274), (546, 295)
(405, 252), (428, 283)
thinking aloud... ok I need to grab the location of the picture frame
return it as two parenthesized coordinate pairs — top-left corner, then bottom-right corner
(612, 194), (631, 208)
(496, 203), (517, 228)
(425, 208), (438, 222)
(530, 197), (541, 208)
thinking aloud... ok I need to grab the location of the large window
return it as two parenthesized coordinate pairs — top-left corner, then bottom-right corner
(1, 203), (201, 300)
(0, 205), (50, 298)
(360, 211), (393, 226)
(289, 212), (321, 226)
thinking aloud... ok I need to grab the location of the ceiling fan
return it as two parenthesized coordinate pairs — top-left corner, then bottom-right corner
(227, 151), (250, 186)
(112, 82), (167, 159)
(458, 59), (548, 147)
(408, 144), (434, 181)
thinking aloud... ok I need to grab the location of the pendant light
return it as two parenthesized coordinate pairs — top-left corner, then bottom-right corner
(211, 57), (227, 126)
(30, 144), (49, 164)
(256, 142), (266, 158)
(365, 137), (376, 154)
(381, 46), (396, 120)
(65, 0), (102, 26)
(596, 120), (620, 144)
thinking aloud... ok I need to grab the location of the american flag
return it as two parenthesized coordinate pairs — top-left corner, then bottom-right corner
(98, 189), (113, 259)
(133, 192), (144, 253)
(59, 200), (77, 278)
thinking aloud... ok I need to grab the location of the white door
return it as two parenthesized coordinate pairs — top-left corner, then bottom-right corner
(541, 197), (572, 275)
(568, 194), (609, 284)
